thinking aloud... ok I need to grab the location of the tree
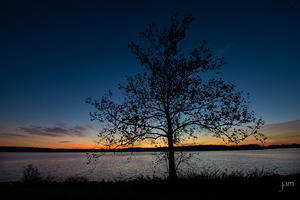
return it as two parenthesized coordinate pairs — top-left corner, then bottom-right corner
(86, 13), (266, 180)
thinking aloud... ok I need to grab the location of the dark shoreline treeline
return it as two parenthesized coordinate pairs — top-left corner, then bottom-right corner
(0, 144), (299, 152)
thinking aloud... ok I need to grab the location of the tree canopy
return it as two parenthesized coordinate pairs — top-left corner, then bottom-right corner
(87, 13), (266, 179)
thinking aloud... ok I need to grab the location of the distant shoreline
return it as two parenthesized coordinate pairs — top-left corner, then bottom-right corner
(0, 144), (299, 152)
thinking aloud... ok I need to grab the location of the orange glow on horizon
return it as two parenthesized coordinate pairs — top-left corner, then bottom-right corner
(1, 119), (299, 149)
(1, 139), (299, 149)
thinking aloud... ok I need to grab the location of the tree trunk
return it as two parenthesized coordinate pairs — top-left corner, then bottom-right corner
(167, 134), (177, 180)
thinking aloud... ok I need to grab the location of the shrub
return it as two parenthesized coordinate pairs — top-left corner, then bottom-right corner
(21, 164), (42, 184)
(64, 176), (89, 184)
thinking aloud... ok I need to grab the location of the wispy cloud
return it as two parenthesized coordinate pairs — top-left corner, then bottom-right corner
(263, 120), (300, 132)
(0, 133), (28, 138)
(261, 120), (300, 144)
(58, 141), (72, 143)
(19, 124), (95, 138)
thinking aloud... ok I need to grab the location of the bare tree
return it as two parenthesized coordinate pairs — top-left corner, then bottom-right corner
(86, 13), (266, 180)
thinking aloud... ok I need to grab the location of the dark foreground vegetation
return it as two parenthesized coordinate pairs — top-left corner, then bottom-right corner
(1, 174), (299, 199)
(1, 144), (299, 152)
(1, 166), (298, 199)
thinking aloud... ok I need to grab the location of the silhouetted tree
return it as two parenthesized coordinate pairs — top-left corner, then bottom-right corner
(87, 13), (266, 180)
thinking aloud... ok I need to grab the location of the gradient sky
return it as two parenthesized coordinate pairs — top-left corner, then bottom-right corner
(1, 0), (300, 148)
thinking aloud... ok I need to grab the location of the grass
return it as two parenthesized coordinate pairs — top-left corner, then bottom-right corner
(0, 165), (298, 199)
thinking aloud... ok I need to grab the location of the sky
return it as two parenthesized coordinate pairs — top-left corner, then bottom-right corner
(0, 0), (300, 148)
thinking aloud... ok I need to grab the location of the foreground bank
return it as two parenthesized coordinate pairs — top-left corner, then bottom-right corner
(1, 173), (299, 199)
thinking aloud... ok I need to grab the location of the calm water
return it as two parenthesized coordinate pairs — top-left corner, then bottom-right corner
(0, 148), (299, 182)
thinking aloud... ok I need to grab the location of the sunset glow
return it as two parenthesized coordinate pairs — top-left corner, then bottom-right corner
(1, 120), (299, 149)
(1, 1), (299, 150)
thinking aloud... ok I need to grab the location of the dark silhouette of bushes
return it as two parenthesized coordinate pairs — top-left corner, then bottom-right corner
(21, 164), (43, 184)
(64, 176), (89, 184)
(4, 171), (298, 198)
(16, 164), (298, 195)
(20, 164), (89, 184)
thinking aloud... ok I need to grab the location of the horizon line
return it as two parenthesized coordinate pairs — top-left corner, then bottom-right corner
(1, 143), (299, 150)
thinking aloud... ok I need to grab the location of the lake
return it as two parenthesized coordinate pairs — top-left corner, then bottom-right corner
(0, 148), (299, 182)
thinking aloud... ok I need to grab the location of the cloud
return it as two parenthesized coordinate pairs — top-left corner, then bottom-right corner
(263, 120), (300, 132)
(0, 133), (28, 138)
(261, 120), (300, 144)
(58, 141), (72, 143)
(19, 124), (95, 138)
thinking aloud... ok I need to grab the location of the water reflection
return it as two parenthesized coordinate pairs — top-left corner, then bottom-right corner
(0, 148), (299, 182)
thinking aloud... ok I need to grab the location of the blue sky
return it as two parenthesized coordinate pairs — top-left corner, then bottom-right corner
(0, 0), (300, 147)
